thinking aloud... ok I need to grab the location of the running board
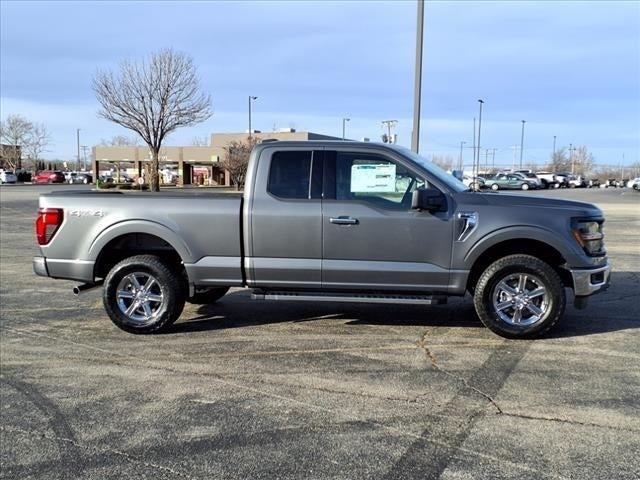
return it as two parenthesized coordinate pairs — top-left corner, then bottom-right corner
(251, 290), (447, 305)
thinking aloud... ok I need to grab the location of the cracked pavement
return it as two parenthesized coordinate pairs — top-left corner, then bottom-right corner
(1, 185), (639, 479)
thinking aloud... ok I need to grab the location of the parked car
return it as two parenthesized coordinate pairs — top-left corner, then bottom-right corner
(68, 172), (93, 184)
(0, 170), (18, 184)
(511, 171), (541, 189)
(604, 179), (618, 188)
(587, 178), (601, 188)
(34, 170), (65, 184)
(33, 140), (611, 339)
(567, 174), (586, 188)
(554, 172), (572, 188)
(484, 173), (535, 191)
(627, 177), (640, 190)
(461, 175), (485, 190)
(535, 171), (560, 189)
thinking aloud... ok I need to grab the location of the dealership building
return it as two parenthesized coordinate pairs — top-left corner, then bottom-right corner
(91, 129), (342, 186)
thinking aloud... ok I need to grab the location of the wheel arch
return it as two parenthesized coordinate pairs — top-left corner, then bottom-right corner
(465, 237), (572, 293)
(90, 221), (193, 280)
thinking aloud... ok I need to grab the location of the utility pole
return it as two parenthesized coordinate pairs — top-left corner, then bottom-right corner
(569, 143), (574, 174)
(491, 148), (497, 169)
(248, 96), (258, 139)
(484, 149), (489, 173)
(381, 120), (398, 143)
(476, 100), (484, 186)
(81, 145), (90, 170)
(519, 120), (526, 168)
(553, 135), (557, 157)
(342, 117), (350, 140)
(76, 128), (81, 168)
(411, 0), (425, 153)
(459, 141), (466, 171)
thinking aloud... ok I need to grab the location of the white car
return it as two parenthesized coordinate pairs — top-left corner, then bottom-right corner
(626, 177), (640, 189)
(0, 170), (18, 184)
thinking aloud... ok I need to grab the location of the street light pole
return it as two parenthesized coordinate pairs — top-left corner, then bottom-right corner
(248, 96), (258, 139)
(76, 128), (81, 169)
(459, 141), (466, 171)
(411, 0), (425, 153)
(553, 135), (557, 157)
(476, 100), (484, 185)
(519, 120), (526, 168)
(342, 117), (350, 140)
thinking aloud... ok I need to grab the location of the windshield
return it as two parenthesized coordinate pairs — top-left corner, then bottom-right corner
(388, 145), (468, 193)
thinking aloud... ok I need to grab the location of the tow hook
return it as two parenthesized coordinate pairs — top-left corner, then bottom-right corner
(73, 281), (104, 295)
(574, 296), (589, 310)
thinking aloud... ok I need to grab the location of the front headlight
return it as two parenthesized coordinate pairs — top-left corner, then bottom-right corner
(571, 218), (605, 256)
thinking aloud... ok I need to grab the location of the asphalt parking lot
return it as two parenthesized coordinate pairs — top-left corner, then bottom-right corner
(1, 184), (639, 480)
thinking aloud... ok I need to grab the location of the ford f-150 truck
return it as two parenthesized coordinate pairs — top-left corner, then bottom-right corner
(33, 141), (610, 338)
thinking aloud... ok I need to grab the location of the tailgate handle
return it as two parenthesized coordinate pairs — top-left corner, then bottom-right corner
(330, 216), (359, 225)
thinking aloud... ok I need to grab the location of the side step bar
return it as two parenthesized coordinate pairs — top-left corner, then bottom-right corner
(251, 290), (447, 305)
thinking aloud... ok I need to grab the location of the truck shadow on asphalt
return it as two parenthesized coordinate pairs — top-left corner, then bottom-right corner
(165, 271), (640, 339)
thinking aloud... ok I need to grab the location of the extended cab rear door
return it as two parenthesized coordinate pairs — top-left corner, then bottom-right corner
(246, 147), (324, 289)
(321, 148), (454, 292)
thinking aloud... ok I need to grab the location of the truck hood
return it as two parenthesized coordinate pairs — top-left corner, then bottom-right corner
(457, 192), (603, 217)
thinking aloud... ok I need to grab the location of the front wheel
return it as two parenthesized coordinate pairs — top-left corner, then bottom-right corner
(491, 183), (499, 191)
(103, 255), (186, 334)
(473, 254), (565, 339)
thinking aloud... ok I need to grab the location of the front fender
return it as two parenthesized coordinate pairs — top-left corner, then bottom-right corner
(88, 219), (194, 264)
(460, 225), (586, 269)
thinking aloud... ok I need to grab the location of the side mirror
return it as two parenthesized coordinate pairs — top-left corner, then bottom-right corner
(451, 170), (463, 181)
(411, 187), (447, 212)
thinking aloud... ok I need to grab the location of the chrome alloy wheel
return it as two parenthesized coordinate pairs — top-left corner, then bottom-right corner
(116, 272), (166, 325)
(492, 273), (550, 326)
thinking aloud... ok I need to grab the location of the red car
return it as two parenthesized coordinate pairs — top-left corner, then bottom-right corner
(34, 170), (65, 184)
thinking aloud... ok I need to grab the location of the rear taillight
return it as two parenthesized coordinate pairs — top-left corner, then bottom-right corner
(35, 208), (63, 245)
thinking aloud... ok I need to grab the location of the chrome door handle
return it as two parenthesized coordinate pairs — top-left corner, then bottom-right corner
(330, 216), (359, 225)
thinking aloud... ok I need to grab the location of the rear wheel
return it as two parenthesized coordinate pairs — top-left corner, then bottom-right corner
(103, 255), (185, 334)
(473, 254), (565, 339)
(521, 183), (530, 190)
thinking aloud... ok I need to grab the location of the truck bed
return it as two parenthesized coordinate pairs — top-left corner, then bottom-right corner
(38, 190), (244, 285)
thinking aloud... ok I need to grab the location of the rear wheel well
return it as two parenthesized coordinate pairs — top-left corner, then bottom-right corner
(466, 239), (571, 293)
(94, 233), (185, 281)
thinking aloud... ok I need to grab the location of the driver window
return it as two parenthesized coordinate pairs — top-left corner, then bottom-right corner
(336, 152), (425, 209)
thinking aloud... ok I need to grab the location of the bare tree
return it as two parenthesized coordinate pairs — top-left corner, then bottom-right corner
(191, 136), (209, 146)
(548, 146), (594, 176)
(25, 123), (52, 165)
(93, 49), (213, 191)
(99, 135), (140, 147)
(0, 114), (32, 170)
(219, 137), (259, 190)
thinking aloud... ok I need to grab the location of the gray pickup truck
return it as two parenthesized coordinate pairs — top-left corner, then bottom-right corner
(33, 141), (610, 338)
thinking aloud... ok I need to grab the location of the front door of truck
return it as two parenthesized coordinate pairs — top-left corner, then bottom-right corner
(321, 149), (453, 292)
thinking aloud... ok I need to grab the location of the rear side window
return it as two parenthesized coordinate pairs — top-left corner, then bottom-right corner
(268, 151), (313, 199)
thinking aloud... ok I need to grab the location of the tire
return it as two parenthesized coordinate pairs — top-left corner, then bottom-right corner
(473, 254), (565, 339)
(187, 286), (230, 304)
(103, 254), (186, 334)
(491, 183), (499, 191)
(553, 183), (560, 189)
(521, 183), (530, 191)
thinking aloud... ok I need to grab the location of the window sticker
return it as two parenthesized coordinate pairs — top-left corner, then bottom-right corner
(350, 163), (396, 193)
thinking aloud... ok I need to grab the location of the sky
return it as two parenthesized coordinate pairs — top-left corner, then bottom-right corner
(1, 0), (639, 167)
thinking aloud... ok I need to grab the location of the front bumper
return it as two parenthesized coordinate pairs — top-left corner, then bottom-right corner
(570, 262), (611, 297)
